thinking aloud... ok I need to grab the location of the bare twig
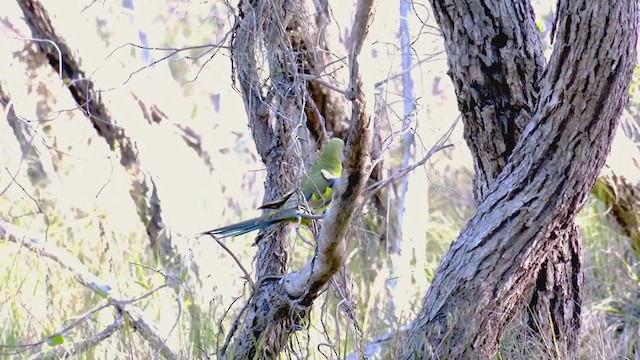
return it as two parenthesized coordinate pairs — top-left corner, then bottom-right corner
(205, 234), (255, 290)
(29, 317), (126, 360)
(373, 52), (444, 88)
(0, 219), (181, 360)
(219, 294), (250, 356)
(297, 73), (349, 96)
(367, 116), (458, 195)
(103, 41), (230, 85)
(367, 143), (453, 195)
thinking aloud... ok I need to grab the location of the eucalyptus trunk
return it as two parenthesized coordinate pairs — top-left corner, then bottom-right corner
(399, 1), (638, 358)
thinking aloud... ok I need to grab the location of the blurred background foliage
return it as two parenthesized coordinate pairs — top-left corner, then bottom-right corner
(0, 0), (639, 358)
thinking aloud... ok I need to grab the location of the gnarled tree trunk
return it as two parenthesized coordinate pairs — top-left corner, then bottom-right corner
(398, 1), (638, 358)
(225, 0), (375, 357)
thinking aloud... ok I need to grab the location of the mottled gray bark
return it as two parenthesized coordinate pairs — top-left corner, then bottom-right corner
(416, 0), (583, 354)
(399, 1), (638, 358)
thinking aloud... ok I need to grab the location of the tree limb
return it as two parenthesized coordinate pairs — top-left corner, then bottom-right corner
(283, 0), (376, 302)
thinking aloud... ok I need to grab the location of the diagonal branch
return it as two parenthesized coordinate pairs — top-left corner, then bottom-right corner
(30, 317), (125, 360)
(0, 219), (180, 360)
(283, 0), (376, 301)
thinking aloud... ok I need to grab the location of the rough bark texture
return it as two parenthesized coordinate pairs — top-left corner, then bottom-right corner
(526, 224), (582, 354)
(399, 1), (638, 358)
(228, 0), (301, 356)
(227, 0), (375, 357)
(422, 0), (583, 353)
(429, 1), (544, 202)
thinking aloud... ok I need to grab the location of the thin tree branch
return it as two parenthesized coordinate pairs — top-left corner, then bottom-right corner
(284, 0), (377, 301)
(0, 219), (180, 360)
(30, 317), (126, 360)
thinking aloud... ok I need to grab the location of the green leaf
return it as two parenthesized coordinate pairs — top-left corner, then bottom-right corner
(94, 283), (112, 299)
(46, 334), (65, 346)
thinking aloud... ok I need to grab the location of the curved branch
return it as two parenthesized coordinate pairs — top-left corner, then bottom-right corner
(284, 0), (376, 301)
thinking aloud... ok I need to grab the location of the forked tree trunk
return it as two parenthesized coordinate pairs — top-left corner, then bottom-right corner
(412, 0), (582, 354)
(398, 1), (637, 358)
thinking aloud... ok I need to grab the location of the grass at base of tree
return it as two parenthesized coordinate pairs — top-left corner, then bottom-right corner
(1, 175), (638, 359)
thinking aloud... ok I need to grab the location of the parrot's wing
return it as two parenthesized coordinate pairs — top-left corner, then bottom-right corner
(320, 169), (340, 181)
(257, 190), (295, 210)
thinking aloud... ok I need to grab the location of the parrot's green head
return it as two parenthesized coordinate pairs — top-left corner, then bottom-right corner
(318, 138), (344, 175)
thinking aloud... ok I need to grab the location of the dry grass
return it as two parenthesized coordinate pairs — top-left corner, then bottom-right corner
(1, 129), (639, 360)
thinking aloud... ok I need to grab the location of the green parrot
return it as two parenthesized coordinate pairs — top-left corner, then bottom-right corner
(202, 138), (344, 239)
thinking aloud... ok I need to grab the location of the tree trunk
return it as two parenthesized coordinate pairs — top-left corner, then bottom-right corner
(413, 0), (583, 354)
(226, 0), (375, 357)
(398, 1), (638, 358)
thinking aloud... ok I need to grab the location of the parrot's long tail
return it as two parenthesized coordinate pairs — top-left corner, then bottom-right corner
(201, 208), (301, 239)
(200, 216), (280, 239)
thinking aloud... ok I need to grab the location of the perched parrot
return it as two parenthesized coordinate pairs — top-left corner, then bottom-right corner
(201, 138), (344, 239)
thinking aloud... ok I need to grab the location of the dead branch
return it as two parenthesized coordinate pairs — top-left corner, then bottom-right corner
(15, 0), (170, 255)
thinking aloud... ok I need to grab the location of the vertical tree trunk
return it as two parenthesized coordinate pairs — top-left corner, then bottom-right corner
(399, 1), (638, 358)
(416, 0), (583, 353)
(226, 0), (310, 357)
(226, 0), (376, 357)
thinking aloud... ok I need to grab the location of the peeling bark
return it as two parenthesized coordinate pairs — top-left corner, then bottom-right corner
(399, 1), (637, 358)
(227, 0), (309, 357)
